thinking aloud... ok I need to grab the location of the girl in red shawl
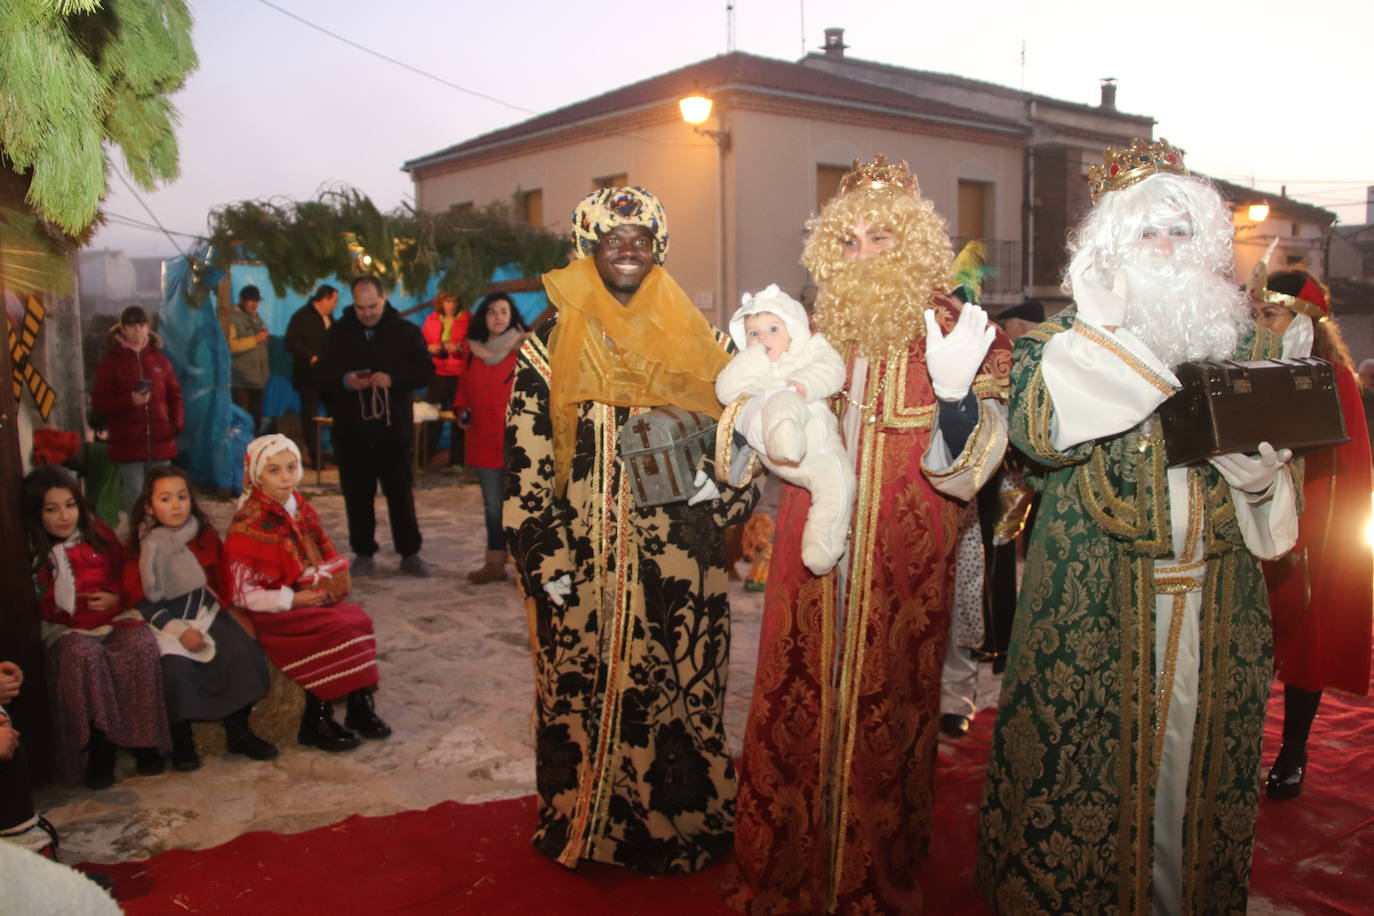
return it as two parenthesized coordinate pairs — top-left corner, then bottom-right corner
(1252, 269), (1373, 799)
(23, 466), (170, 788)
(222, 435), (390, 752)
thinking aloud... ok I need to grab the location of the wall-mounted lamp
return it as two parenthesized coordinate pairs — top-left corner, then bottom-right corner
(679, 93), (731, 151)
(1247, 203), (1270, 222)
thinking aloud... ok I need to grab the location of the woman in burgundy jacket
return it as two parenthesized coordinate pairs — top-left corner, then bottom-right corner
(453, 293), (527, 583)
(90, 306), (184, 514)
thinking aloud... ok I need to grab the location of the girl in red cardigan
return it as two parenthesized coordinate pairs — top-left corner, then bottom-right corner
(23, 466), (170, 788)
(453, 293), (527, 582)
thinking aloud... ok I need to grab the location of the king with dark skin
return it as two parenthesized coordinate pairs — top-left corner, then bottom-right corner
(593, 224), (656, 303)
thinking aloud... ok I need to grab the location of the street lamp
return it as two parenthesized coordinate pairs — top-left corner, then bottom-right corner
(679, 92), (731, 151)
(679, 92), (731, 324)
(1248, 203), (1270, 222)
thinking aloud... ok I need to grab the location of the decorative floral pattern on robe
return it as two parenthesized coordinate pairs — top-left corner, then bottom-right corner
(504, 327), (757, 875)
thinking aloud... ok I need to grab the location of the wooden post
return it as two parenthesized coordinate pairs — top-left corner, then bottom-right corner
(0, 304), (56, 786)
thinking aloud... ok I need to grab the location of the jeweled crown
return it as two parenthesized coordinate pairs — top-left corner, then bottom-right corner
(837, 156), (921, 197)
(1088, 138), (1188, 202)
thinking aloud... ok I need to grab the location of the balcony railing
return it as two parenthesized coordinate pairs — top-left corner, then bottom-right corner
(950, 238), (1022, 297)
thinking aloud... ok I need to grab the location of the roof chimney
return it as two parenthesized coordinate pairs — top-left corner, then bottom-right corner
(1099, 78), (1117, 110)
(822, 27), (848, 59)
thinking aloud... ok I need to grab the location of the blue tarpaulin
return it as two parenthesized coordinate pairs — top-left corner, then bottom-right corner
(158, 252), (548, 491)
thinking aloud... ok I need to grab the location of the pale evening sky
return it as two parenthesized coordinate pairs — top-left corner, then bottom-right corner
(90, 0), (1373, 258)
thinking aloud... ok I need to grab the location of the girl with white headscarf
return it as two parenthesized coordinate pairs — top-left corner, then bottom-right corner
(221, 435), (390, 752)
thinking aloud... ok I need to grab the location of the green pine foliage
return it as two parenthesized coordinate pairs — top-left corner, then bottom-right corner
(203, 186), (571, 305)
(0, 0), (197, 235)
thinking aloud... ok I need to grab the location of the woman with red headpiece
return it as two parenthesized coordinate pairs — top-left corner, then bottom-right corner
(1251, 267), (1373, 799)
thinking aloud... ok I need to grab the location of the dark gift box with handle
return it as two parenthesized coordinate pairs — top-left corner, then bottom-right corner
(1159, 357), (1349, 467)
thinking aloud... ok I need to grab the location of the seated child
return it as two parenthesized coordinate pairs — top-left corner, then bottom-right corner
(22, 466), (170, 788)
(124, 467), (276, 771)
(714, 284), (854, 575)
(221, 435), (390, 752)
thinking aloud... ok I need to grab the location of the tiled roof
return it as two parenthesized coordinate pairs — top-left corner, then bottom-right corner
(799, 53), (1157, 125)
(403, 51), (1027, 172)
(1207, 176), (1337, 225)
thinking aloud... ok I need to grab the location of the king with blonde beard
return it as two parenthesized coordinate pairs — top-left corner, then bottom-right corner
(725, 157), (1012, 916)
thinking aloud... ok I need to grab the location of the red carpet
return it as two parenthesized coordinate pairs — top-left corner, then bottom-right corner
(87, 679), (1374, 915)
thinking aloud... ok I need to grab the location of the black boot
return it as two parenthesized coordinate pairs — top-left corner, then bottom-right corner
(132, 746), (166, 776)
(84, 728), (116, 790)
(297, 692), (360, 752)
(223, 706), (278, 760)
(1266, 743), (1307, 799)
(344, 689), (392, 740)
(170, 721), (201, 772)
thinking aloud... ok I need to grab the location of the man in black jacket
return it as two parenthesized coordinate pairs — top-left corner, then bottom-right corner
(285, 284), (339, 467)
(328, 275), (435, 577)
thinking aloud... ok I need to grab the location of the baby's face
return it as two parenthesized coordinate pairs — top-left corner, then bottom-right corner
(744, 312), (792, 362)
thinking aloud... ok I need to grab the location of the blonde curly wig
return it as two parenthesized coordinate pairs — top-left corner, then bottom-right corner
(803, 183), (954, 359)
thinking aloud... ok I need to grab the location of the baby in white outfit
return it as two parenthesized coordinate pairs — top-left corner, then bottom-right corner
(715, 284), (854, 575)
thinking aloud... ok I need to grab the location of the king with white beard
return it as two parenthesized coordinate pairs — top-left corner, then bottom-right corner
(976, 139), (1300, 916)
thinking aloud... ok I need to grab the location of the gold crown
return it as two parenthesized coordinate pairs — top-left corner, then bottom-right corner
(837, 156), (921, 197)
(1088, 138), (1188, 202)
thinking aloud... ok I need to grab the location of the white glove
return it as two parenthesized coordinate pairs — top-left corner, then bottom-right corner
(687, 468), (721, 505)
(924, 304), (996, 401)
(1208, 441), (1292, 494)
(542, 573), (572, 607)
(1069, 259), (1129, 329)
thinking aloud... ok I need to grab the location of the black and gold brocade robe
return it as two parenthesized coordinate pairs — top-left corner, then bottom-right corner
(503, 327), (756, 875)
(977, 312), (1298, 915)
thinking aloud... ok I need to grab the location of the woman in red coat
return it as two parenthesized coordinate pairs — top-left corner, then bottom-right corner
(89, 305), (184, 514)
(421, 292), (470, 467)
(453, 293), (527, 582)
(1252, 268), (1373, 799)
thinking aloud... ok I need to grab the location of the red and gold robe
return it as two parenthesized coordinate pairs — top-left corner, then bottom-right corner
(1265, 362), (1373, 695)
(726, 298), (1010, 915)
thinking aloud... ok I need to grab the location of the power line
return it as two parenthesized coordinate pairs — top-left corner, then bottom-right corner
(252, 0), (537, 115)
(250, 0), (709, 149)
(104, 211), (204, 239)
(110, 167), (194, 260)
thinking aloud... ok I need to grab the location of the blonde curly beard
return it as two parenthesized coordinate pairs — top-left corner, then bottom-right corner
(803, 186), (953, 360)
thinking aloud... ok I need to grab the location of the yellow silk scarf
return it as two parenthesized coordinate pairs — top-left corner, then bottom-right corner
(544, 256), (728, 495)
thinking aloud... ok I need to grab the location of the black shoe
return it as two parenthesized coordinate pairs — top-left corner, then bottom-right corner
(344, 689), (392, 740)
(298, 693), (361, 752)
(1266, 744), (1307, 800)
(132, 747), (166, 776)
(85, 729), (116, 790)
(940, 714), (971, 738)
(223, 707), (279, 760)
(170, 721), (201, 772)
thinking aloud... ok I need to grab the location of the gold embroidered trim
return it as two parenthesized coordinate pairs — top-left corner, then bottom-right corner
(521, 334), (552, 385)
(922, 398), (1001, 483)
(1024, 363), (1085, 467)
(1151, 593), (1189, 784)
(714, 396), (762, 485)
(1074, 320), (1176, 396)
(827, 401), (885, 908)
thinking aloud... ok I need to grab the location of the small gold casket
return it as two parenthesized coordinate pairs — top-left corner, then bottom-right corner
(618, 406), (716, 507)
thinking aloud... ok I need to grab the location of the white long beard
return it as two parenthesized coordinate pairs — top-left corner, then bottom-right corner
(1118, 249), (1250, 369)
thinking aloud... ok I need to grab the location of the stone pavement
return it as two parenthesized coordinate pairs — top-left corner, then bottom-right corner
(35, 477), (772, 865)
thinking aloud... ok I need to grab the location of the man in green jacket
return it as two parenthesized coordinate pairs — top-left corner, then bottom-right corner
(228, 284), (270, 432)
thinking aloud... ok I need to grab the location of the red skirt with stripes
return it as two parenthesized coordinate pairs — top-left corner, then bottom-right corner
(248, 602), (378, 700)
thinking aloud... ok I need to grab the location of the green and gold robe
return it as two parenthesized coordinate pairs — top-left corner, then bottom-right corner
(977, 310), (1299, 915)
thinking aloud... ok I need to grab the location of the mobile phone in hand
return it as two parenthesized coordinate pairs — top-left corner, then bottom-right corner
(134, 379), (152, 393)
